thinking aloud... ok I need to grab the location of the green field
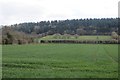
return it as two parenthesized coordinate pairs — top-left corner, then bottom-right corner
(40, 35), (112, 40)
(0, 45), (2, 79)
(2, 44), (118, 78)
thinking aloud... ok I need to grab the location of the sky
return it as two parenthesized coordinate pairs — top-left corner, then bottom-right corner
(0, 0), (119, 26)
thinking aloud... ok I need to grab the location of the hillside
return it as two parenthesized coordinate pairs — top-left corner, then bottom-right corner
(1, 18), (119, 44)
(3, 18), (118, 35)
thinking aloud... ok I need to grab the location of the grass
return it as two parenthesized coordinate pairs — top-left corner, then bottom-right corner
(2, 44), (118, 78)
(40, 35), (112, 41)
(0, 45), (1, 79)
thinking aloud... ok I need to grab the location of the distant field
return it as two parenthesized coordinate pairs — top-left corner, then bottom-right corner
(2, 44), (118, 78)
(40, 35), (112, 41)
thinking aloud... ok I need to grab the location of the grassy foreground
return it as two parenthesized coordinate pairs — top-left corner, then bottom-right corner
(2, 44), (118, 78)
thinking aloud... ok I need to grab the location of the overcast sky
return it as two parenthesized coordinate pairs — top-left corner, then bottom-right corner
(0, 0), (119, 25)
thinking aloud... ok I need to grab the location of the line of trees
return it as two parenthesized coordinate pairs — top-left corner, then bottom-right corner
(7, 18), (118, 35)
(40, 40), (119, 44)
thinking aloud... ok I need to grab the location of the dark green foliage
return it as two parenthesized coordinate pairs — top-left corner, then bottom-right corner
(7, 18), (118, 35)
